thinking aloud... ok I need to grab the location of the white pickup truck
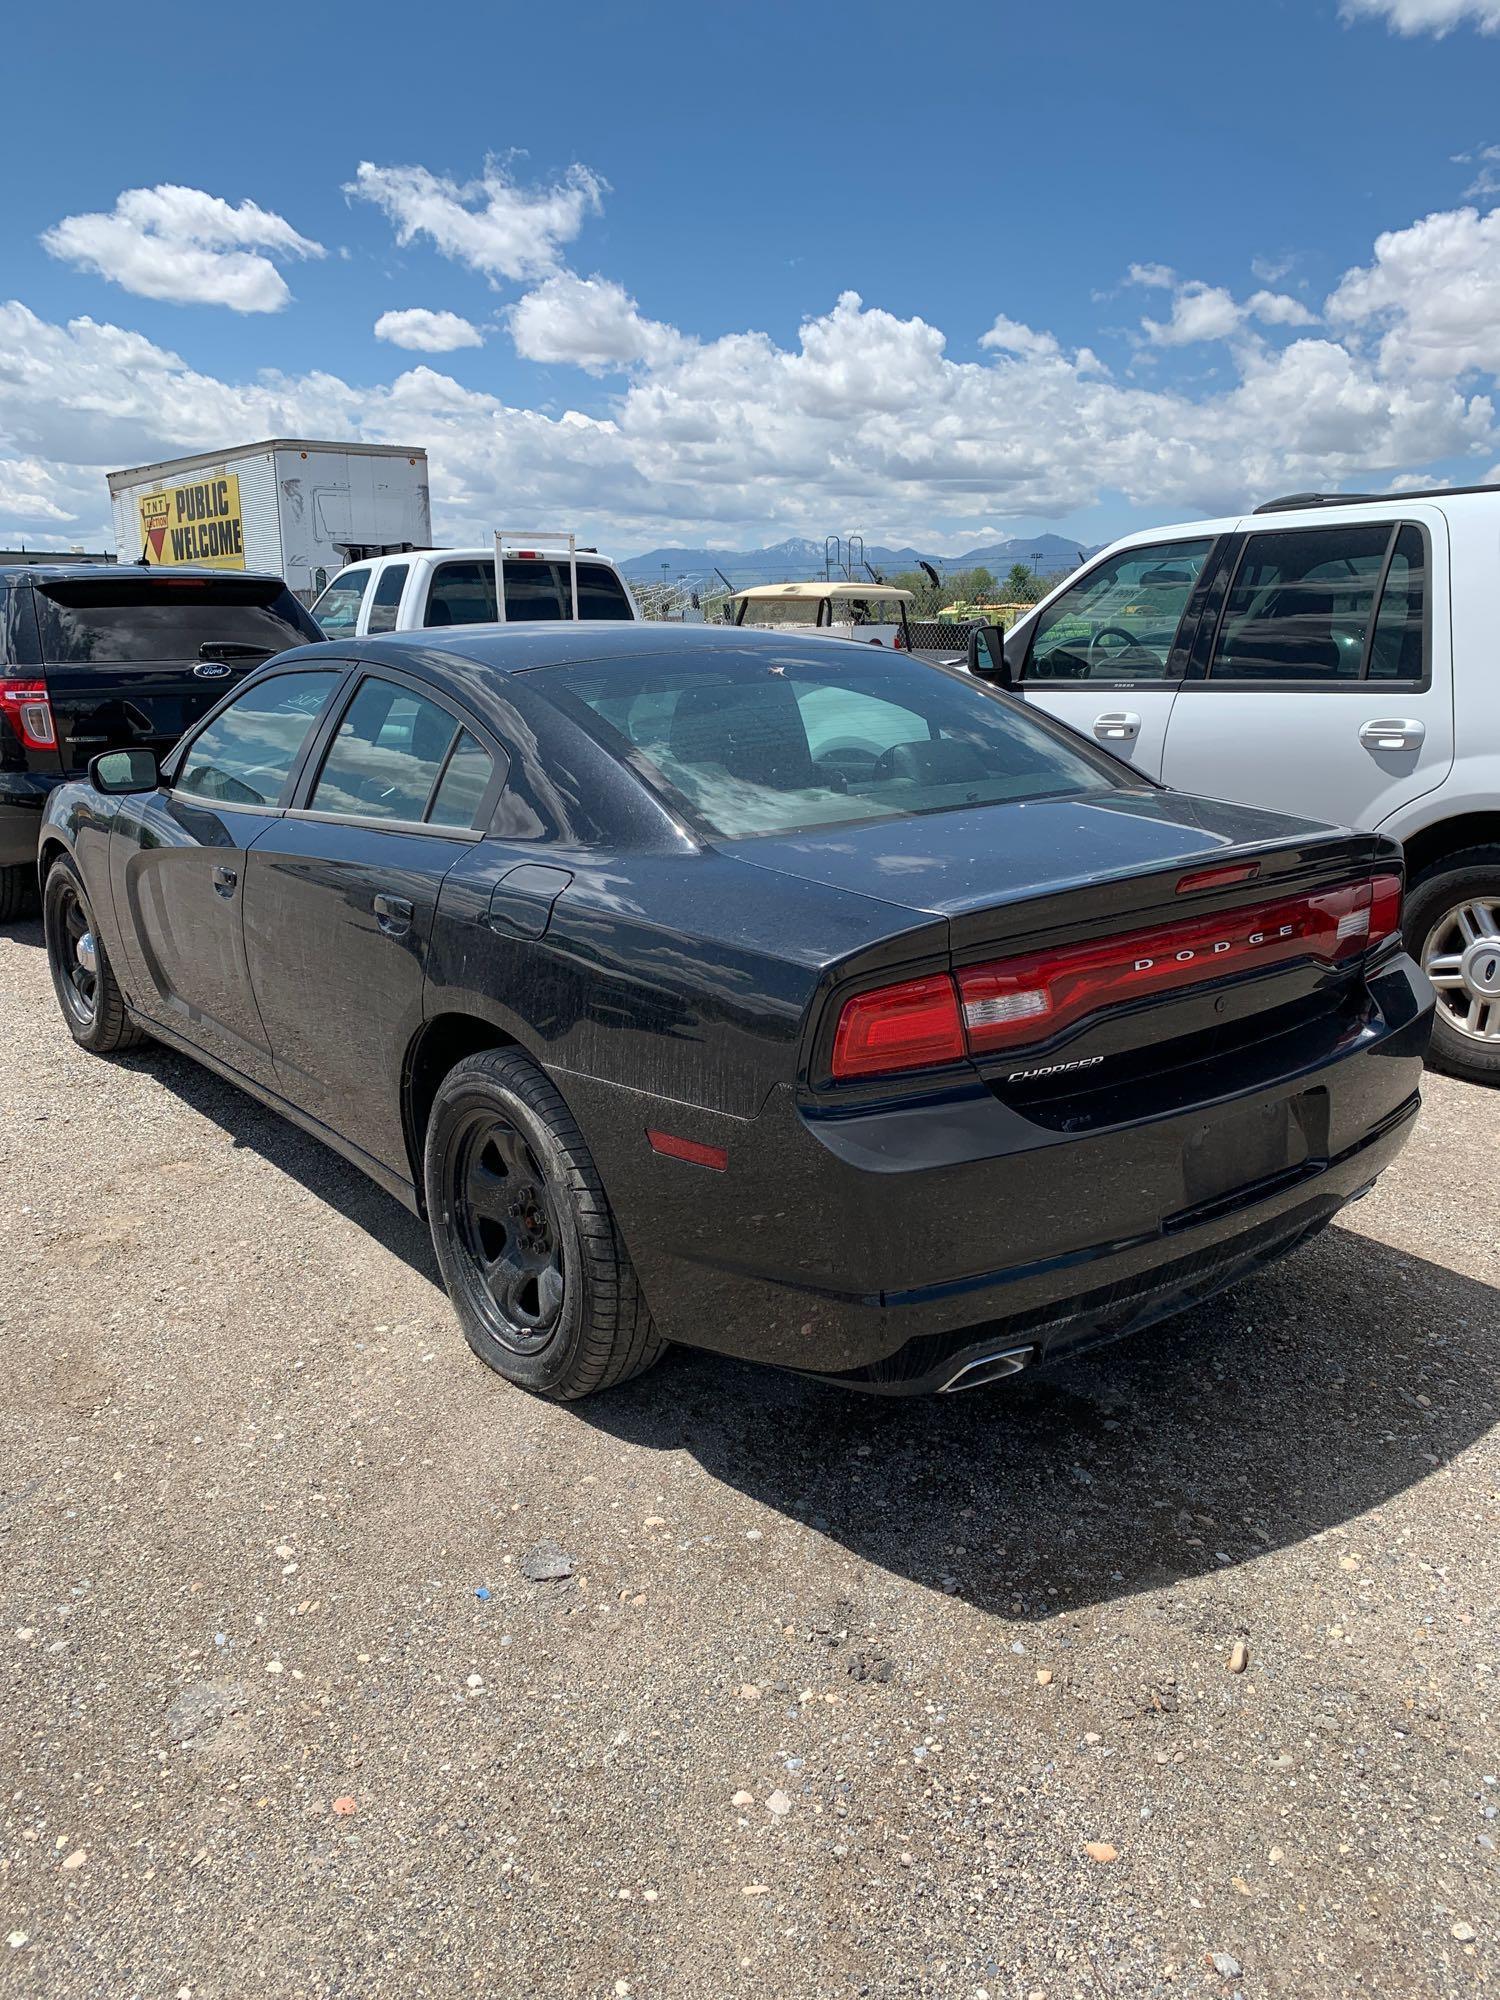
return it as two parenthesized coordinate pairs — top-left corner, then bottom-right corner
(310, 533), (638, 638)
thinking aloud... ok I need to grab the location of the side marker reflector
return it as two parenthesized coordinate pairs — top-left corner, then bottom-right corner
(647, 1128), (728, 1172)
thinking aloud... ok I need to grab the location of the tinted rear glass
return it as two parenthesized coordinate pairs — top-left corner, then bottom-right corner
(35, 576), (317, 666)
(537, 646), (1126, 839)
(423, 558), (634, 626)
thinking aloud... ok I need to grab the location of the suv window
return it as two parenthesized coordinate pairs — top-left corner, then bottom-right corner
(365, 563), (409, 634)
(32, 576), (318, 665)
(1208, 524), (1405, 681)
(175, 670), (340, 807)
(1367, 526), (1426, 681)
(310, 676), (464, 823)
(310, 568), (371, 639)
(1024, 541), (1213, 682)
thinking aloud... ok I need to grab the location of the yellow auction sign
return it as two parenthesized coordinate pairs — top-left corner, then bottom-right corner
(138, 473), (246, 569)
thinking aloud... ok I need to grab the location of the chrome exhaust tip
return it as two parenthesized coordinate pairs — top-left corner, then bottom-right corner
(938, 1344), (1037, 1393)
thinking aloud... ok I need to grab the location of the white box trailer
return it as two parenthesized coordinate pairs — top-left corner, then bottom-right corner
(106, 438), (431, 600)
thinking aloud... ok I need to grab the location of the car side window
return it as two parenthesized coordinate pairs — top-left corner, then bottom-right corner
(427, 729), (496, 828)
(175, 671), (342, 808)
(365, 563), (409, 635)
(1024, 540), (1213, 682)
(1367, 526), (1427, 681)
(310, 567), (371, 639)
(1207, 524), (1403, 682)
(425, 561), (498, 628)
(309, 676), (464, 823)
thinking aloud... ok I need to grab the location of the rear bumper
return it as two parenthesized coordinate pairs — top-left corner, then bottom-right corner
(556, 953), (1433, 1392)
(0, 771), (62, 871)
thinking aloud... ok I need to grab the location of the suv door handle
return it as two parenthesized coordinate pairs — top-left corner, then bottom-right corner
(1359, 718), (1425, 752)
(1092, 711), (1141, 743)
(373, 893), (414, 938)
(211, 864), (238, 896)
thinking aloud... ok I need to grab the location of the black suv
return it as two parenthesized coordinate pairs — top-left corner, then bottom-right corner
(0, 565), (321, 916)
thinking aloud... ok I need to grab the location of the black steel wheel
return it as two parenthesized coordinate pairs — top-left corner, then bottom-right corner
(43, 856), (143, 1055)
(424, 1048), (664, 1398)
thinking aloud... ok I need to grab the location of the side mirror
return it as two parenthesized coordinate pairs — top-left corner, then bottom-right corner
(965, 624), (1012, 686)
(89, 747), (160, 795)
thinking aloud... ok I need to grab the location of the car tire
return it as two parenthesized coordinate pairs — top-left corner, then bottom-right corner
(43, 855), (145, 1055)
(423, 1048), (665, 1399)
(0, 862), (37, 921)
(1403, 845), (1500, 1086)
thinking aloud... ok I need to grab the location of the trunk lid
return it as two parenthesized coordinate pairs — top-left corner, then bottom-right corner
(30, 573), (319, 772)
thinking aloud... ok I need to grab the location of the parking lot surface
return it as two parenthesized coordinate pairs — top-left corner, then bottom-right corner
(1, 911), (1496, 1999)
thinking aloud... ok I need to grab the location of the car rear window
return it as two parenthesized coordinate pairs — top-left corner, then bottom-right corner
(34, 576), (319, 666)
(536, 646), (1127, 839)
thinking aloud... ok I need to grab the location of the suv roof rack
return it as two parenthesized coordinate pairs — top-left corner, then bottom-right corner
(1254, 481), (1500, 514)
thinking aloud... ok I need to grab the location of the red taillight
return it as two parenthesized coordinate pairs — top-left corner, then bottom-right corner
(1368, 872), (1403, 948)
(830, 973), (965, 1080)
(0, 678), (56, 750)
(828, 875), (1402, 1080)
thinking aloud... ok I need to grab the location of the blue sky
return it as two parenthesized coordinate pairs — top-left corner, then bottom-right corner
(3, 0), (1500, 557)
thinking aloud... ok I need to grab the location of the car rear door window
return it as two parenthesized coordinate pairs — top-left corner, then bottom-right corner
(310, 677), (461, 822)
(1207, 524), (1398, 681)
(310, 568), (371, 640)
(1024, 541), (1212, 682)
(1366, 525), (1427, 681)
(175, 670), (341, 807)
(427, 729), (496, 828)
(365, 563), (409, 634)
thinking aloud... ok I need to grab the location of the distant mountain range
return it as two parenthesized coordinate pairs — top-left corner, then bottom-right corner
(619, 533), (1093, 587)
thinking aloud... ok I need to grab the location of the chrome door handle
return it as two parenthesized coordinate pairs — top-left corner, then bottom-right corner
(374, 893), (414, 938)
(211, 864), (238, 896)
(1359, 718), (1425, 752)
(1093, 711), (1141, 742)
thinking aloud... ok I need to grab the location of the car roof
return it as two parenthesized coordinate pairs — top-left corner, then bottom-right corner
(271, 620), (886, 679)
(340, 547), (626, 571)
(3, 562), (288, 586)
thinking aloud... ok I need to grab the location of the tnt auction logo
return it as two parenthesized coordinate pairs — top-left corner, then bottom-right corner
(139, 476), (245, 566)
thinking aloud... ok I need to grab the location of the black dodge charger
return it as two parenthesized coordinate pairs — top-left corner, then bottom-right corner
(38, 624), (1432, 1399)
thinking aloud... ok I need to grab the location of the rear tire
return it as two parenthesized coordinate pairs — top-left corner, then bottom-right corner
(423, 1048), (664, 1399)
(1404, 845), (1500, 1086)
(0, 863), (36, 921)
(43, 855), (144, 1055)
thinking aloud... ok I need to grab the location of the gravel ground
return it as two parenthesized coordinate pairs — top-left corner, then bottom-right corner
(0, 909), (1496, 2000)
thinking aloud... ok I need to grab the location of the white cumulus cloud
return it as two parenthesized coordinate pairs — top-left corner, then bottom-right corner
(1342, 0), (1500, 32)
(374, 308), (484, 352)
(509, 274), (679, 372)
(3, 202), (1498, 552)
(41, 185), (323, 312)
(346, 158), (605, 285)
(1144, 280), (1317, 345)
(1326, 205), (1500, 377)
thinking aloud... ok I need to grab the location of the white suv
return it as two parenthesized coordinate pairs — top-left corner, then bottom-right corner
(310, 544), (639, 638)
(1000, 485), (1500, 1085)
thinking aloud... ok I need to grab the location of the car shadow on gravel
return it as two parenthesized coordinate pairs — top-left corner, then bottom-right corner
(1, 912), (44, 951)
(124, 1042), (440, 1281)
(576, 1226), (1498, 1618)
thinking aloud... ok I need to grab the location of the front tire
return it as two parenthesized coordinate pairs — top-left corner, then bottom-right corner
(423, 1049), (664, 1399)
(1404, 845), (1500, 1086)
(43, 856), (144, 1055)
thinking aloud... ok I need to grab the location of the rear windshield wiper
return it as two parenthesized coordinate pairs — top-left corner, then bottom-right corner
(198, 641), (277, 662)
